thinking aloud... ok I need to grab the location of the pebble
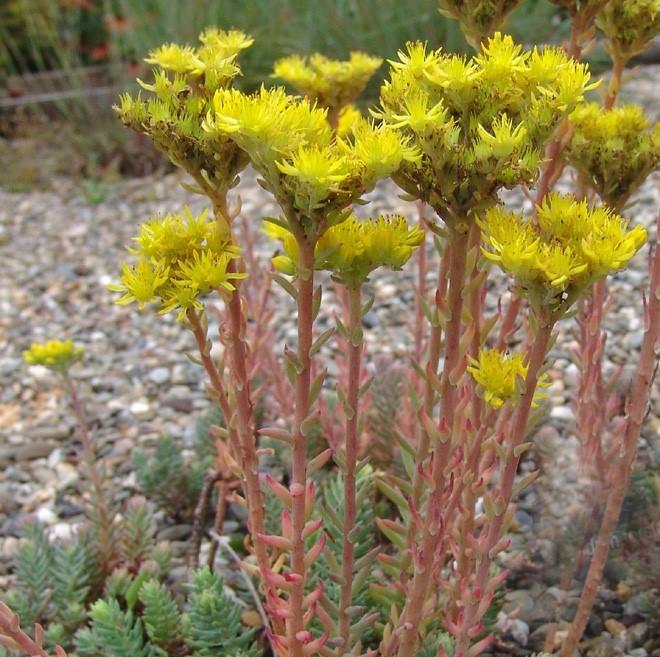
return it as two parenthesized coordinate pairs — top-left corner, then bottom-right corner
(35, 507), (58, 525)
(148, 367), (171, 385)
(550, 406), (574, 422)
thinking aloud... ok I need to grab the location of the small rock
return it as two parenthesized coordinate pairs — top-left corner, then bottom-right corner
(164, 396), (194, 413)
(29, 425), (70, 441)
(51, 523), (74, 541)
(626, 622), (648, 648)
(510, 619), (529, 646)
(1, 536), (19, 561)
(0, 357), (21, 376)
(148, 367), (170, 385)
(604, 618), (626, 635)
(564, 363), (579, 388)
(157, 524), (193, 541)
(130, 399), (152, 418)
(550, 405), (574, 422)
(624, 331), (644, 350)
(14, 441), (57, 461)
(36, 507), (58, 525)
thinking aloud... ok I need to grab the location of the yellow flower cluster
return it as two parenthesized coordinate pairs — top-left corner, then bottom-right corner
(272, 52), (382, 109)
(144, 27), (253, 87)
(108, 207), (244, 320)
(467, 348), (548, 409)
(480, 193), (647, 306)
(597, 0), (660, 62)
(567, 103), (660, 210)
(437, 0), (523, 48)
(24, 340), (84, 371)
(336, 105), (363, 138)
(115, 28), (253, 196)
(205, 87), (419, 227)
(265, 215), (424, 285)
(375, 33), (595, 218)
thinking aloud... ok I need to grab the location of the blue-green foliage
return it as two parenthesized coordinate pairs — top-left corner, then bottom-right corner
(183, 566), (258, 657)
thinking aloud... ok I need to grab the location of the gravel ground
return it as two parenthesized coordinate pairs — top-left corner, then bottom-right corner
(0, 66), (658, 656)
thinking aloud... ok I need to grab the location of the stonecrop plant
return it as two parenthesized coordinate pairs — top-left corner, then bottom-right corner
(5, 4), (659, 657)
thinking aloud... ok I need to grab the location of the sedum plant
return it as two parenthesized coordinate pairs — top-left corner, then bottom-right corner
(101, 19), (660, 657)
(8, 9), (657, 657)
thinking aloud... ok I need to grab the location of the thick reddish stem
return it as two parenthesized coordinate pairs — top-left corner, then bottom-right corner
(288, 240), (316, 657)
(0, 603), (55, 657)
(467, 223), (484, 426)
(561, 244), (660, 657)
(453, 319), (555, 657)
(225, 260), (270, 566)
(339, 285), (363, 650)
(412, 253), (450, 507)
(414, 201), (428, 363)
(390, 226), (470, 657)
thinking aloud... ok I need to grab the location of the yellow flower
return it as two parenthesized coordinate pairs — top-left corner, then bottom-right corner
(537, 242), (588, 289)
(263, 221), (300, 276)
(536, 194), (592, 242)
(480, 193), (647, 305)
(109, 207), (243, 320)
(377, 32), (595, 216)
(476, 115), (528, 159)
(567, 103), (660, 209)
(266, 215), (424, 284)
(581, 218), (648, 278)
(108, 259), (170, 308)
(198, 27), (254, 59)
(336, 105), (362, 138)
(205, 86), (332, 172)
(272, 51), (382, 109)
(467, 348), (548, 409)
(343, 119), (421, 186)
(144, 43), (204, 74)
(115, 29), (253, 197)
(24, 340), (84, 371)
(174, 250), (245, 294)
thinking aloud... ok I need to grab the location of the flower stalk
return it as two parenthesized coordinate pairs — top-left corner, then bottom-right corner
(561, 238), (660, 657)
(288, 237), (317, 657)
(453, 317), (555, 657)
(338, 283), (364, 650)
(391, 224), (470, 657)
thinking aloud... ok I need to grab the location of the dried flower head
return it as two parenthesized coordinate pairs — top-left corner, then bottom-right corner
(480, 193), (647, 311)
(567, 102), (660, 210)
(375, 33), (595, 220)
(272, 51), (382, 109)
(467, 348), (548, 409)
(108, 207), (244, 320)
(24, 340), (84, 371)
(265, 214), (423, 285)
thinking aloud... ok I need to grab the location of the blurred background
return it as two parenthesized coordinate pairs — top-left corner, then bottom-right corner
(0, 0), (583, 190)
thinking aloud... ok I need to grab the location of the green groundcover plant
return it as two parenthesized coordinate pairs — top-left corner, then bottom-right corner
(3, 2), (659, 657)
